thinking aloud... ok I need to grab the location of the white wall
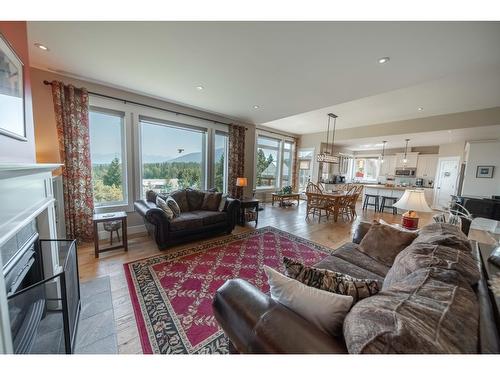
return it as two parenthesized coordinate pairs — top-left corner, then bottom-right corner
(438, 141), (466, 163)
(462, 141), (500, 197)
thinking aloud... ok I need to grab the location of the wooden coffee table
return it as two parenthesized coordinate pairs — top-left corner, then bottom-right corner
(272, 193), (300, 207)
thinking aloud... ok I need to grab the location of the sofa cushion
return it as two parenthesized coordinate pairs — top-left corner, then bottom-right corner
(343, 267), (479, 354)
(201, 192), (222, 211)
(314, 254), (384, 284)
(191, 210), (227, 226)
(283, 257), (380, 303)
(264, 265), (353, 336)
(166, 197), (181, 218)
(186, 188), (206, 211)
(332, 242), (390, 278)
(413, 222), (472, 253)
(383, 242), (480, 290)
(170, 190), (189, 212)
(358, 222), (417, 267)
(169, 212), (203, 231)
(146, 190), (158, 203)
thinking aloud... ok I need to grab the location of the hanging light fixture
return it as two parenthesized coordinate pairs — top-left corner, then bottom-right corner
(380, 140), (387, 163)
(402, 139), (410, 166)
(316, 113), (339, 164)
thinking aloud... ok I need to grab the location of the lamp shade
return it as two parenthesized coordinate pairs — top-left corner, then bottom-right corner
(236, 177), (248, 187)
(393, 189), (433, 212)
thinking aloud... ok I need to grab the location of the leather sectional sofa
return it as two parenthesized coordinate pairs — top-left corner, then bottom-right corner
(135, 189), (240, 250)
(212, 221), (500, 354)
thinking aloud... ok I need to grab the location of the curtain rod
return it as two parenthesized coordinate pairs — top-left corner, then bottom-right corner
(256, 127), (299, 139)
(43, 80), (247, 129)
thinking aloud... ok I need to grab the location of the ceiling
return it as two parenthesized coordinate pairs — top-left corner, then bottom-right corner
(336, 124), (500, 151)
(28, 22), (500, 131)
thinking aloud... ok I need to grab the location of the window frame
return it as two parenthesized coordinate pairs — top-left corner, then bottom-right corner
(254, 130), (296, 191)
(214, 130), (229, 194)
(89, 96), (134, 213)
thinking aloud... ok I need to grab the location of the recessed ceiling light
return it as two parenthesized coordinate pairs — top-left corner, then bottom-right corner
(195, 86), (204, 91)
(378, 57), (390, 64)
(253, 105), (260, 109)
(418, 107), (424, 111)
(34, 43), (49, 51)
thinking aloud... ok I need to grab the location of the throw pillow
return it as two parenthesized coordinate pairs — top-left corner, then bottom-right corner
(186, 188), (206, 211)
(264, 265), (353, 336)
(156, 196), (174, 220)
(413, 222), (472, 253)
(170, 190), (189, 212)
(166, 196), (181, 218)
(358, 222), (417, 267)
(201, 192), (222, 211)
(218, 194), (228, 212)
(146, 190), (158, 203)
(283, 257), (380, 303)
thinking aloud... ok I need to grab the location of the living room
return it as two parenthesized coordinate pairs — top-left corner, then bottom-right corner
(1, 1), (500, 373)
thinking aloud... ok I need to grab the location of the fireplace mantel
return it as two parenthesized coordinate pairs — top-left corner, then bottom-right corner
(0, 162), (62, 354)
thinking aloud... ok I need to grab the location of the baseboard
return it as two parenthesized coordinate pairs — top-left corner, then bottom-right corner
(97, 224), (147, 240)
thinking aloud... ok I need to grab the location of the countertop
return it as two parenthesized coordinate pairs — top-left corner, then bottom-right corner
(363, 184), (433, 191)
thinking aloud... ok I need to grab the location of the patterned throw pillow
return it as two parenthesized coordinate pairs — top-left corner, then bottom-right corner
(218, 194), (228, 212)
(156, 196), (174, 220)
(146, 190), (158, 203)
(201, 192), (222, 211)
(283, 257), (380, 303)
(166, 196), (181, 218)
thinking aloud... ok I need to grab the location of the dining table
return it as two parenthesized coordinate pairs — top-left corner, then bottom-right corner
(305, 190), (348, 222)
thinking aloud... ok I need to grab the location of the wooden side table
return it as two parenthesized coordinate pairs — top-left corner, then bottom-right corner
(93, 211), (128, 258)
(239, 199), (259, 227)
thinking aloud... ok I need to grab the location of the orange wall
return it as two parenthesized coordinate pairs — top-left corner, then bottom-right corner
(0, 21), (35, 163)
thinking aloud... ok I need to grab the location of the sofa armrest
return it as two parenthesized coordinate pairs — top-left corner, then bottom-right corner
(224, 198), (240, 229)
(134, 200), (170, 230)
(212, 279), (347, 354)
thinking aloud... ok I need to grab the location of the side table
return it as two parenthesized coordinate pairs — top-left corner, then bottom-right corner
(93, 211), (128, 258)
(239, 199), (259, 227)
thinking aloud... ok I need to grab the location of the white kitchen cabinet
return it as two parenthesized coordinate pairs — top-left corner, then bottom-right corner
(416, 155), (438, 179)
(379, 155), (397, 176)
(395, 152), (419, 169)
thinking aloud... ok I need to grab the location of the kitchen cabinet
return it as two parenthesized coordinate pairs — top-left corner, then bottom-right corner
(379, 155), (397, 176)
(416, 155), (438, 179)
(395, 152), (419, 169)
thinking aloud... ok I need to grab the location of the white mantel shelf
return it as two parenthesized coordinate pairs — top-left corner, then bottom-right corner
(0, 163), (62, 179)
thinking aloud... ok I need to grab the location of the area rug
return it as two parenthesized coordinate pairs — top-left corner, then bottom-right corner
(124, 226), (332, 354)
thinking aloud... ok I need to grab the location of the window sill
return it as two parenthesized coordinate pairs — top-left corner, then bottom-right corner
(94, 202), (134, 214)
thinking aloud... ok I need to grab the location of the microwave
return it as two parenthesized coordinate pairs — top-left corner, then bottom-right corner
(395, 168), (416, 177)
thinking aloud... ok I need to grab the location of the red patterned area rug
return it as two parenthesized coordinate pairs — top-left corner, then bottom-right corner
(124, 226), (332, 354)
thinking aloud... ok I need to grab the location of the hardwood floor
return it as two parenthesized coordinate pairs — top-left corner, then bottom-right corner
(77, 201), (435, 354)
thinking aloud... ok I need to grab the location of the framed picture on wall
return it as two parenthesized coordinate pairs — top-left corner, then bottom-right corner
(476, 165), (494, 178)
(0, 32), (26, 141)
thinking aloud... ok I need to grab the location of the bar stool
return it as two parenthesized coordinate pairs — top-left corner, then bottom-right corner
(380, 196), (398, 215)
(363, 194), (380, 212)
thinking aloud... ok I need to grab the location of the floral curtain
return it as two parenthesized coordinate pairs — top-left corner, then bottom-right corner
(228, 124), (246, 199)
(51, 81), (94, 242)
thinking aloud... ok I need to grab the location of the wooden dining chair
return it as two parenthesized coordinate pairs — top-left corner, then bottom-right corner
(305, 182), (331, 222)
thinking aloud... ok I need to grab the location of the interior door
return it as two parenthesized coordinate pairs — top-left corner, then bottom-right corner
(433, 158), (460, 209)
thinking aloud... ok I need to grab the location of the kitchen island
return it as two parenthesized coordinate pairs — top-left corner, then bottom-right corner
(363, 185), (434, 210)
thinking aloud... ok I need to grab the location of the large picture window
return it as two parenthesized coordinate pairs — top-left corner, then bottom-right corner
(214, 131), (229, 193)
(89, 108), (127, 206)
(140, 118), (207, 195)
(353, 157), (379, 182)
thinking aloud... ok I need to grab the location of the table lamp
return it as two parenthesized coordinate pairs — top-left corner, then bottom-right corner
(393, 189), (433, 230)
(236, 177), (248, 199)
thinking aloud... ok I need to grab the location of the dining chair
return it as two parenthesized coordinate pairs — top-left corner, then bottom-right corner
(305, 182), (331, 222)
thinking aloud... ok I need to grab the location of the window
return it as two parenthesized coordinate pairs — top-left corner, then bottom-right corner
(353, 157), (379, 182)
(214, 131), (229, 193)
(140, 118), (207, 196)
(256, 136), (280, 189)
(281, 141), (294, 188)
(298, 148), (314, 191)
(89, 108), (127, 206)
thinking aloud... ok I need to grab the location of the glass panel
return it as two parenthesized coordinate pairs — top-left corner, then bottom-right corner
(89, 110), (127, 206)
(281, 141), (294, 188)
(256, 142), (279, 189)
(354, 158), (379, 181)
(214, 132), (228, 193)
(257, 136), (280, 148)
(141, 119), (206, 195)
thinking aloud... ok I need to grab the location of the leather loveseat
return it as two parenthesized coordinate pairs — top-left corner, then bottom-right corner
(212, 222), (500, 354)
(135, 189), (240, 250)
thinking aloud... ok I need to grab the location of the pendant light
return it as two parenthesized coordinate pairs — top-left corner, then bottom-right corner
(316, 113), (339, 164)
(402, 139), (410, 166)
(380, 141), (387, 163)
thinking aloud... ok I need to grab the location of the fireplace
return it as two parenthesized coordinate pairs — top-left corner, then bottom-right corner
(3, 221), (81, 353)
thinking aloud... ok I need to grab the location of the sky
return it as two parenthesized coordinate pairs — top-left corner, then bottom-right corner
(89, 112), (208, 164)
